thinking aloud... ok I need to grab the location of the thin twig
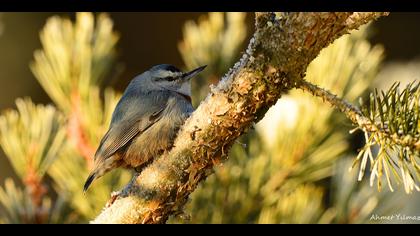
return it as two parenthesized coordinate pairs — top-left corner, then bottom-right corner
(67, 91), (95, 169)
(297, 79), (419, 152)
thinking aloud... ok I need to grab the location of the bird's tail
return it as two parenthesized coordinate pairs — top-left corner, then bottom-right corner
(83, 172), (97, 193)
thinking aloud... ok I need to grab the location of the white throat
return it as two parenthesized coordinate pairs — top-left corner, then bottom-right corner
(177, 81), (192, 97)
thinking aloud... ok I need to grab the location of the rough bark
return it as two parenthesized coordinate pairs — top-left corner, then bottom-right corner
(92, 12), (388, 224)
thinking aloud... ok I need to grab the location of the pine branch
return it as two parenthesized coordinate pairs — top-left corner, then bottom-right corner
(0, 98), (67, 222)
(67, 92), (95, 169)
(298, 79), (377, 131)
(297, 79), (420, 193)
(30, 12), (121, 172)
(24, 13), (129, 221)
(0, 13), (128, 223)
(344, 12), (389, 30)
(0, 178), (69, 223)
(30, 12), (119, 113)
(299, 79), (420, 152)
(92, 12), (387, 224)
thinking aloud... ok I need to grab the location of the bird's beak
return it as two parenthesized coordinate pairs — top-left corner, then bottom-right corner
(182, 65), (207, 80)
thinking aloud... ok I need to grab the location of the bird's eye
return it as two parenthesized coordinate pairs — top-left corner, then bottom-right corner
(165, 76), (177, 81)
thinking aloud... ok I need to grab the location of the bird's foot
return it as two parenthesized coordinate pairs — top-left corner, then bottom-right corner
(105, 172), (140, 208)
(106, 191), (122, 208)
(134, 166), (143, 173)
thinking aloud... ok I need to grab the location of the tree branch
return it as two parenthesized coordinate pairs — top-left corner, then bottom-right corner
(297, 79), (369, 128)
(92, 12), (388, 224)
(297, 79), (420, 153)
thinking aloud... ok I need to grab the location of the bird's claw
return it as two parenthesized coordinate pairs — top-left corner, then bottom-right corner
(106, 191), (121, 208)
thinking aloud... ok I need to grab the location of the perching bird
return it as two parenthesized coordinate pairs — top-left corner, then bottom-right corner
(83, 64), (206, 192)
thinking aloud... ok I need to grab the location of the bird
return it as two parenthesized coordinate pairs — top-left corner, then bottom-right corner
(83, 64), (207, 192)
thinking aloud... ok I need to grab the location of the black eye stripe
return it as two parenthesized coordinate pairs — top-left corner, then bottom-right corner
(165, 65), (181, 73)
(165, 76), (177, 81)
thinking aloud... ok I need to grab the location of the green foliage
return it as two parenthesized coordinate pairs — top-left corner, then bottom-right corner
(330, 157), (400, 224)
(179, 12), (248, 103)
(0, 98), (66, 180)
(355, 81), (420, 193)
(47, 88), (130, 220)
(48, 143), (130, 219)
(0, 178), (69, 223)
(30, 12), (119, 113)
(0, 12), (129, 223)
(0, 100), (69, 223)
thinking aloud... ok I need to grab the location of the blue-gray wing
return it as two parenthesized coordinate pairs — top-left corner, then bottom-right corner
(94, 91), (170, 161)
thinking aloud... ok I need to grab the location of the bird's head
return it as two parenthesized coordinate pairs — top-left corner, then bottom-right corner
(145, 64), (207, 97)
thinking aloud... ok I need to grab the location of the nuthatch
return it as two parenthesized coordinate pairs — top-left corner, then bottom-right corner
(83, 64), (206, 192)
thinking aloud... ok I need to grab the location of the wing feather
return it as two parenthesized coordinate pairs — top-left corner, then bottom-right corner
(94, 90), (170, 161)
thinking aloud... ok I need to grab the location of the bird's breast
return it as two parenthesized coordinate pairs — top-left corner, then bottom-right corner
(122, 96), (192, 168)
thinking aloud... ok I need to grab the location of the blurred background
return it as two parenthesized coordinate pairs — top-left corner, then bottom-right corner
(0, 12), (419, 224)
